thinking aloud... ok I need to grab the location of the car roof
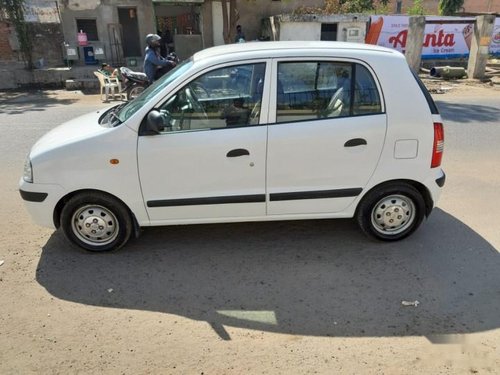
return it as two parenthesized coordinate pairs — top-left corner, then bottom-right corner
(193, 41), (400, 62)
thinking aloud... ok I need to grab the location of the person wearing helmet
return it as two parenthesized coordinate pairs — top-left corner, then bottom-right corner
(143, 33), (176, 83)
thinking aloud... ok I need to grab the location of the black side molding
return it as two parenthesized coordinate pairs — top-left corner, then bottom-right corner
(148, 194), (266, 208)
(270, 188), (362, 202)
(20, 190), (48, 202)
(148, 188), (363, 208)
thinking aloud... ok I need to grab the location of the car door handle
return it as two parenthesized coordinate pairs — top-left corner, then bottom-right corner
(344, 138), (367, 147)
(226, 148), (250, 157)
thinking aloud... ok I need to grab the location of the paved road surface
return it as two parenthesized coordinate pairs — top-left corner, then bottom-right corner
(0, 87), (499, 374)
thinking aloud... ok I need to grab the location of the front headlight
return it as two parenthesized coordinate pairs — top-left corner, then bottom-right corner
(23, 156), (33, 183)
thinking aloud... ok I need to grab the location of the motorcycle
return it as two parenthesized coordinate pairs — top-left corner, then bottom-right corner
(119, 67), (148, 100)
(120, 53), (179, 101)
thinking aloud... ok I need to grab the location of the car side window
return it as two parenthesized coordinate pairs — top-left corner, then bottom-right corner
(158, 63), (266, 132)
(276, 61), (382, 123)
(353, 64), (382, 115)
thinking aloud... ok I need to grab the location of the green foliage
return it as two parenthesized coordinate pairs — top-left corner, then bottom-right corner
(373, 1), (391, 15)
(341, 0), (376, 13)
(407, 0), (425, 15)
(0, 0), (33, 69)
(438, 0), (464, 16)
(298, 0), (391, 15)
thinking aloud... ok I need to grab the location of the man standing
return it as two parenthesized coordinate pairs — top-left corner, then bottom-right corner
(235, 25), (246, 43)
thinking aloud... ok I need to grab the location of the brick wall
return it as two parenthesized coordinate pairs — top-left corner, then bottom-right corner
(463, 0), (500, 13)
(0, 21), (64, 67)
(31, 23), (64, 66)
(0, 21), (18, 62)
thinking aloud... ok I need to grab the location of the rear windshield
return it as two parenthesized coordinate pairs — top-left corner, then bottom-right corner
(412, 70), (439, 115)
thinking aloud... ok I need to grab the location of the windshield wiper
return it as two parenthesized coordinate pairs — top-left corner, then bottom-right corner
(113, 102), (127, 113)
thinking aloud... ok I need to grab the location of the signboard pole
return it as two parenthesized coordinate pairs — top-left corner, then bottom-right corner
(467, 15), (496, 79)
(406, 16), (425, 72)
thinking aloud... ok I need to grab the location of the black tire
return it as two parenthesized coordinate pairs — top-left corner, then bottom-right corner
(127, 85), (145, 101)
(356, 183), (426, 241)
(60, 192), (133, 252)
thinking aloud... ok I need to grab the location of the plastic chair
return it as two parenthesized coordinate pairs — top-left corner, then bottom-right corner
(94, 71), (124, 102)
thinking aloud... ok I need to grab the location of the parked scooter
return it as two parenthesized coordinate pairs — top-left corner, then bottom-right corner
(120, 53), (179, 101)
(119, 67), (148, 100)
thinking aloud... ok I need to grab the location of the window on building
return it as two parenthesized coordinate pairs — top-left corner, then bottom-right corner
(321, 23), (337, 41)
(76, 19), (98, 41)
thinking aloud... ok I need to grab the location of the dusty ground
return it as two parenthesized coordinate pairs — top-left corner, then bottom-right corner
(0, 83), (499, 374)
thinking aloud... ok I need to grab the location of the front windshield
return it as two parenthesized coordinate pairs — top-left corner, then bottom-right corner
(117, 58), (193, 122)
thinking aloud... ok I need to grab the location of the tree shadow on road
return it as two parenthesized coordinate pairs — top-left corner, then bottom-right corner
(36, 209), (500, 341)
(0, 91), (78, 115)
(435, 100), (500, 124)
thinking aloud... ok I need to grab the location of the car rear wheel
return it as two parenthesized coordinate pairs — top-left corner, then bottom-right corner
(60, 192), (133, 252)
(356, 183), (425, 241)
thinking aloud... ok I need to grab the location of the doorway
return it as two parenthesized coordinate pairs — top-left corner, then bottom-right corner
(154, 3), (203, 59)
(118, 7), (141, 57)
(321, 23), (338, 41)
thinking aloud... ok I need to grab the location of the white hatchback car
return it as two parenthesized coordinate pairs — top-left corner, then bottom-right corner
(20, 41), (445, 252)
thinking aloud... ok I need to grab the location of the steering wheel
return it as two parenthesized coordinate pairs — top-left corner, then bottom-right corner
(325, 87), (344, 117)
(185, 86), (208, 120)
(190, 82), (209, 99)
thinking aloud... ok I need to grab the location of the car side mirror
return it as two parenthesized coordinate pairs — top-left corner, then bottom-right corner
(145, 110), (165, 135)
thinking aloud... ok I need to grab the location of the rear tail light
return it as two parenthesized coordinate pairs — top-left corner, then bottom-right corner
(431, 122), (444, 168)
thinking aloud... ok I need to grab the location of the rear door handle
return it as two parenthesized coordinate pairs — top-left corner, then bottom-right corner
(344, 138), (367, 147)
(226, 148), (250, 157)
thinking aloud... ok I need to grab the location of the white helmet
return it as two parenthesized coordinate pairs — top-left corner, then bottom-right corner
(145, 33), (161, 47)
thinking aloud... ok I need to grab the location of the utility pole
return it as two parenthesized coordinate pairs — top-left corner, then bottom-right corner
(405, 16), (426, 72)
(467, 15), (495, 79)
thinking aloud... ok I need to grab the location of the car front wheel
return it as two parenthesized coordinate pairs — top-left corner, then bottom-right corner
(60, 192), (133, 252)
(356, 183), (426, 241)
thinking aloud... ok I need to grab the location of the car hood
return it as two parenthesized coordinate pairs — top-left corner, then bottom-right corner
(30, 109), (112, 159)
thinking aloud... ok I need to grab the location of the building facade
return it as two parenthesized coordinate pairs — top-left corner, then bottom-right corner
(1, 0), (498, 71)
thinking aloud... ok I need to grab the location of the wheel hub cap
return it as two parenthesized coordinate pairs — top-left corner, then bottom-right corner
(371, 195), (415, 235)
(72, 205), (119, 245)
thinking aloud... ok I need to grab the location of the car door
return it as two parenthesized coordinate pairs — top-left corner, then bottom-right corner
(138, 61), (270, 223)
(266, 59), (387, 215)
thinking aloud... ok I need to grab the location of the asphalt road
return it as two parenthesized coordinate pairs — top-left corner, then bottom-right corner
(0, 87), (499, 373)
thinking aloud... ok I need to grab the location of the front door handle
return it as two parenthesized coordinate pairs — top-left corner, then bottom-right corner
(344, 138), (367, 147)
(226, 148), (250, 157)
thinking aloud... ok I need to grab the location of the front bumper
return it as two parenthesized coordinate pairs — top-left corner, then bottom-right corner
(19, 178), (66, 229)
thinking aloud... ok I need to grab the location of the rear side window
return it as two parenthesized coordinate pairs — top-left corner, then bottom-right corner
(412, 70), (439, 115)
(353, 65), (382, 115)
(276, 61), (383, 123)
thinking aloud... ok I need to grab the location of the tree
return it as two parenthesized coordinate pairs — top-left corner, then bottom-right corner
(407, 0), (425, 15)
(297, 0), (390, 16)
(221, 0), (391, 44)
(0, 0), (33, 69)
(221, 0), (239, 44)
(438, 0), (464, 16)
